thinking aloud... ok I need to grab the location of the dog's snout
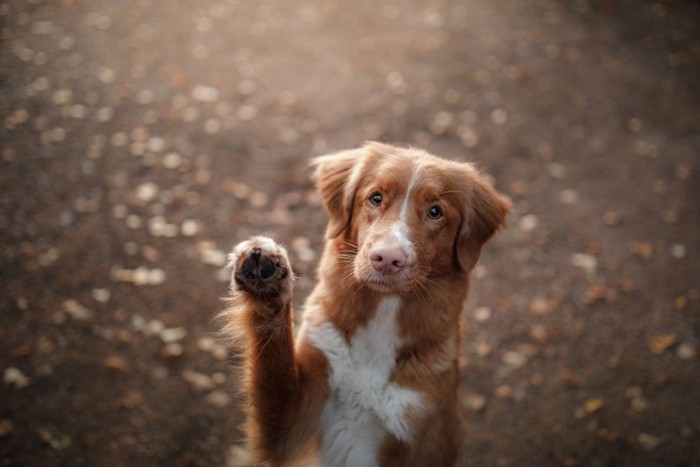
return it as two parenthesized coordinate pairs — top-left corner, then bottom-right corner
(370, 246), (407, 275)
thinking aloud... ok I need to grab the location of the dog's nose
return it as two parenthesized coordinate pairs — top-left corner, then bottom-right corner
(370, 246), (407, 275)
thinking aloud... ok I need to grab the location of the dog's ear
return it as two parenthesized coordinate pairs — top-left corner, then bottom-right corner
(455, 170), (510, 272)
(310, 148), (366, 238)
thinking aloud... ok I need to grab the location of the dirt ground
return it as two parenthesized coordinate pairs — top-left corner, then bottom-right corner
(1, 0), (699, 466)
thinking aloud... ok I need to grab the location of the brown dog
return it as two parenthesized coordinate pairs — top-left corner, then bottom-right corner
(224, 142), (510, 466)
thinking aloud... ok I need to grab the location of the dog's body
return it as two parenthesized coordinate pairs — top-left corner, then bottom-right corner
(225, 143), (510, 466)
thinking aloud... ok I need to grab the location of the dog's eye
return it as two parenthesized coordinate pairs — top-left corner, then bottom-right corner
(427, 206), (443, 220)
(370, 193), (383, 206)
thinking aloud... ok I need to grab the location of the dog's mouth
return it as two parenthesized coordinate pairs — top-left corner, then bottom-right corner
(357, 269), (416, 294)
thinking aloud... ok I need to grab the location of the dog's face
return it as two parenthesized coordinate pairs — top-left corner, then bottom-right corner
(313, 142), (510, 294)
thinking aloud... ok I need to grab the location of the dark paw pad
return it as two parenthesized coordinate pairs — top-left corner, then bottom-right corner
(230, 237), (291, 298)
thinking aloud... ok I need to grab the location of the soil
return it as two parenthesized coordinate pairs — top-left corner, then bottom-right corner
(1, 0), (699, 466)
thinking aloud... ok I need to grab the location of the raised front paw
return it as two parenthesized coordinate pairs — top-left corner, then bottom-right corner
(228, 236), (293, 301)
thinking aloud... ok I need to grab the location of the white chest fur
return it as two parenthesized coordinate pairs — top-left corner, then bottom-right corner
(306, 296), (423, 467)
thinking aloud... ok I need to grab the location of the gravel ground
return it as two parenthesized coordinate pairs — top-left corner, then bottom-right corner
(1, 0), (699, 466)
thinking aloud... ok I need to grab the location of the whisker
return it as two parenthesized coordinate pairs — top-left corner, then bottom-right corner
(339, 270), (357, 290)
(415, 278), (435, 304)
(340, 239), (359, 251)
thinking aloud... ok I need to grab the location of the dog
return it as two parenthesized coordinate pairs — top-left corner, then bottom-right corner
(224, 142), (510, 466)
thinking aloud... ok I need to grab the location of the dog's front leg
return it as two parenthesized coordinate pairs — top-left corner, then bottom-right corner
(227, 237), (325, 465)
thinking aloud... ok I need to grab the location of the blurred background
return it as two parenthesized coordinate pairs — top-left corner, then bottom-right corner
(1, 0), (698, 465)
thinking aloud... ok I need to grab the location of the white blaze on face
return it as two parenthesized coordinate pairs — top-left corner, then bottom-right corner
(386, 162), (420, 261)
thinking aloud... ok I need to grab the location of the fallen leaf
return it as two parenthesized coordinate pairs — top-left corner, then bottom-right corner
(583, 398), (604, 414)
(649, 334), (677, 354)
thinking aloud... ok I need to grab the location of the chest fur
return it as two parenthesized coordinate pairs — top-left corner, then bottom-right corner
(306, 296), (423, 466)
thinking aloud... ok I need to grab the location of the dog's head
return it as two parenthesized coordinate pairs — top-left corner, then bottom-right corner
(312, 142), (510, 294)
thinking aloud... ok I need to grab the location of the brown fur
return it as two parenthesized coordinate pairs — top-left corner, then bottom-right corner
(223, 142), (510, 466)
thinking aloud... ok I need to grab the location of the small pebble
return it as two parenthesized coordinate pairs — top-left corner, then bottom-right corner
(529, 296), (554, 315)
(212, 372), (227, 384)
(130, 314), (147, 333)
(102, 356), (130, 373)
(51, 88), (73, 105)
(430, 111), (454, 135)
(95, 107), (114, 122)
(111, 266), (166, 286)
(583, 281), (614, 305)
(204, 118), (221, 134)
(16, 297), (30, 311)
(237, 105), (258, 121)
(473, 306), (492, 322)
(458, 127), (479, 148)
(3, 367), (30, 389)
(160, 343), (183, 359)
(182, 370), (214, 392)
(136, 89), (155, 105)
(135, 182), (159, 203)
(560, 189), (579, 204)
(547, 163), (567, 179)
(637, 433), (662, 450)
(602, 211), (621, 226)
(198, 242), (228, 267)
(292, 237), (316, 263)
(630, 241), (654, 259)
(119, 390), (144, 409)
(145, 319), (165, 336)
(160, 327), (187, 343)
(126, 215), (143, 230)
(181, 219), (201, 237)
(562, 370), (583, 389)
(463, 392), (486, 412)
(502, 350), (527, 369)
(192, 85), (220, 102)
(670, 244), (686, 259)
(142, 245), (160, 262)
(529, 324), (550, 342)
(147, 216), (179, 237)
(676, 342), (697, 360)
(110, 132), (128, 147)
(475, 342), (491, 357)
(205, 390), (231, 408)
(0, 419), (14, 437)
(491, 108), (508, 125)
(91, 288), (111, 303)
(38, 428), (71, 450)
(571, 253), (598, 279)
(386, 71), (406, 93)
(62, 300), (93, 321)
(630, 395), (649, 413)
(162, 152), (183, 169)
(495, 385), (514, 399)
(518, 214), (538, 233)
(147, 137), (166, 153)
(249, 192), (269, 207)
(197, 337), (228, 360)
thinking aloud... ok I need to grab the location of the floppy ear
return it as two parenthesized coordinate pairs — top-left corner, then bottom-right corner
(310, 148), (366, 238)
(455, 173), (511, 272)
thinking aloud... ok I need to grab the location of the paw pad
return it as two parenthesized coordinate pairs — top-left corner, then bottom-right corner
(230, 237), (291, 298)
